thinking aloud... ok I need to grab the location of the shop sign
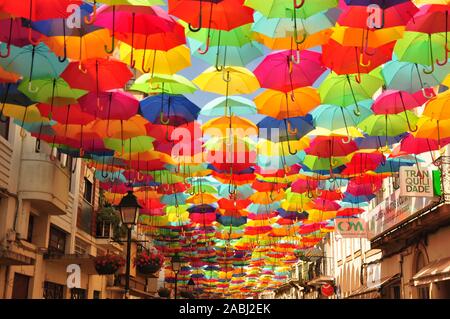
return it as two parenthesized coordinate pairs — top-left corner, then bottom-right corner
(367, 189), (437, 240)
(335, 218), (368, 238)
(400, 166), (434, 197)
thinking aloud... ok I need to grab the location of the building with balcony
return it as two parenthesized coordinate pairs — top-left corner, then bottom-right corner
(0, 119), (159, 299)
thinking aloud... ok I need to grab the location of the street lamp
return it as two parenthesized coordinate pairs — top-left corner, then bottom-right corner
(187, 277), (195, 298)
(117, 190), (142, 299)
(171, 253), (182, 299)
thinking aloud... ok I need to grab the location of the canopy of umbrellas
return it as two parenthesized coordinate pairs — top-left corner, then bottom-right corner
(1, 0), (450, 298)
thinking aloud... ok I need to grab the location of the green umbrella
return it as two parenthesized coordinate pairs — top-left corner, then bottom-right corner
(18, 78), (87, 117)
(357, 112), (419, 139)
(190, 39), (265, 68)
(382, 60), (450, 94)
(251, 9), (338, 38)
(200, 96), (257, 116)
(394, 31), (447, 74)
(244, 0), (338, 19)
(185, 22), (254, 47)
(104, 135), (155, 153)
(319, 69), (384, 114)
(302, 154), (349, 171)
(129, 73), (197, 95)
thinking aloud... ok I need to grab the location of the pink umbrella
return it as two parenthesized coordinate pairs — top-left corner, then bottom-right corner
(336, 207), (365, 217)
(372, 90), (422, 114)
(396, 133), (450, 163)
(291, 178), (318, 195)
(78, 90), (139, 120)
(253, 50), (327, 93)
(0, 18), (41, 54)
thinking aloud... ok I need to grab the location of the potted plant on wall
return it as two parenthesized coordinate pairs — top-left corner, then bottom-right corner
(134, 249), (164, 276)
(94, 253), (125, 275)
(157, 287), (171, 298)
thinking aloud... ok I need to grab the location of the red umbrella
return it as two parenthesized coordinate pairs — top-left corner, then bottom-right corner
(94, 5), (179, 62)
(37, 103), (95, 124)
(60, 58), (133, 94)
(372, 90), (422, 114)
(312, 198), (341, 211)
(341, 152), (385, 176)
(254, 50), (326, 93)
(291, 178), (319, 194)
(338, 1), (418, 28)
(168, 0), (253, 32)
(305, 136), (358, 158)
(322, 40), (395, 76)
(336, 207), (364, 217)
(0, 18), (42, 57)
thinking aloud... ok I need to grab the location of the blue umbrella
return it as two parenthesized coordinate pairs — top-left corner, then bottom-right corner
(140, 94), (200, 126)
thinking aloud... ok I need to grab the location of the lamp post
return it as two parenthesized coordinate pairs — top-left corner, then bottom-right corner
(187, 277), (195, 299)
(171, 253), (182, 299)
(117, 190), (142, 299)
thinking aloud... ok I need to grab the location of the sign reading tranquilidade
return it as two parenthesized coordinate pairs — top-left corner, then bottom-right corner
(400, 166), (434, 197)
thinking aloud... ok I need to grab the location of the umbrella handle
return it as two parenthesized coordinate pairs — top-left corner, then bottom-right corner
(78, 62), (88, 74)
(198, 36), (210, 54)
(0, 18), (12, 58)
(28, 27), (40, 46)
(136, 172), (144, 182)
(359, 53), (371, 67)
(421, 87), (435, 99)
(287, 139), (297, 155)
(294, 0), (305, 9)
(291, 50), (301, 65)
(341, 135), (352, 144)
(287, 121), (298, 135)
(404, 110), (418, 132)
(0, 43), (10, 58)
(188, 0), (203, 33)
(436, 46), (449, 66)
(423, 63), (435, 75)
(294, 29), (307, 45)
(354, 73), (361, 84)
(84, 2), (97, 25)
(160, 112), (170, 125)
(222, 70), (231, 83)
(101, 170), (109, 178)
(27, 81), (38, 93)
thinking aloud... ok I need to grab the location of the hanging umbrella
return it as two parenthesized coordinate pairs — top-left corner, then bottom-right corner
(358, 112), (419, 138)
(140, 94), (200, 125)
(422, 89), (450, 120)
(0, 43), (68, 88)
(244, 0), (338, 19)
(255, 87), (320, 119)
(254, 50), (326, 93)
(200, 96), (256, 116)
(318, 70), (384, 112)
(0, 17), (42, 54)
(119, 43), (191, 74)
(37, 103), (94, 125)
(60, 58), (133, 92)
(338, 1), (418, 28)
(130, 73), (197, 95)
(78, 90), (139, 120)
(193, 66), (260, 96)
(168, 0), (254, 32)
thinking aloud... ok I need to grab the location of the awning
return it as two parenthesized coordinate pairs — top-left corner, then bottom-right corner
(347, 274), (400, 299)
(307, 276), (334, 286)
(412, 257), (450, 286)
(43, 253), (97, 274)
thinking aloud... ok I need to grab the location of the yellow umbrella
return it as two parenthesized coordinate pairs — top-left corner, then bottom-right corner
(186, 193), (218, 205)
(307, 126), (364, 138)
(257, 137), (310, 156)
(414, 116), (450, 152)
(423, 90), (450, 120)
(202, 116), (258, 135)
(193, 66), (260, 95)
(249, 190), (285, 204)
(252, 30), (332, 50)
(255, 87), (320, 119)
(307, 210), (337, 222)
(2, 104), (48, 124)
(119, 44), (191, 74)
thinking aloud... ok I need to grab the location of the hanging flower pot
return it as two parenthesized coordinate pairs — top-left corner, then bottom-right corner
(134, 249), (164, 276)
(94, 253), (125, 275)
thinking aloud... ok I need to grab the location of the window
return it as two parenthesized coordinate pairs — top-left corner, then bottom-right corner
(83, 178), (93, 204)
(93, 291), (101, 299)
(43, 281), (64, 299)
(12, 274), (30, 299)
(48, 225), (67, 256)
(74, 238), (89, 255)
(415, 251), (430, 299)
(26, 214), (34, 243)
(392, 285), (401, 299)
(0, 116), (9, 140)
(70, 288), (86, 299)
